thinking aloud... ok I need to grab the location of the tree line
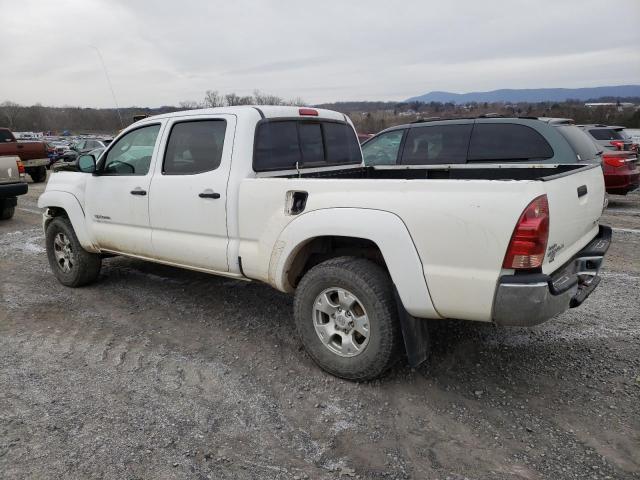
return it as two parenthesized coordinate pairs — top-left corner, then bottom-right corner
(0, 90), (306, 134)
(1, 93), (638, 135)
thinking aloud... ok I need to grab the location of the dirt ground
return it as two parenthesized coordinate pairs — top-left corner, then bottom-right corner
(1, 173), (638, 480)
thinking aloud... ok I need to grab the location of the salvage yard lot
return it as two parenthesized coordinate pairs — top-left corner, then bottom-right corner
(1, 174), (639, 480)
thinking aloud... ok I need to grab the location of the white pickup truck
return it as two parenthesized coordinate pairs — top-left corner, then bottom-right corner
(39, 106), (611, 380)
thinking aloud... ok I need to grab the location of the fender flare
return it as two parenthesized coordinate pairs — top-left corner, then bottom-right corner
(38, 190), (97, 252)
(271, 208), (441, 319)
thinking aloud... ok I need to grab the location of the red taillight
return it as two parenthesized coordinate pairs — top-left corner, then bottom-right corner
(299, 108), (318, 116)
(603, 152), (634, 168)
(503, 195), (549, 270)
(610, 140), (624, 150)
(16, 160), (25, 175)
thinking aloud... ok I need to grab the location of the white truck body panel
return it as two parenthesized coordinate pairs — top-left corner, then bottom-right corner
(39, 106), (607, 324)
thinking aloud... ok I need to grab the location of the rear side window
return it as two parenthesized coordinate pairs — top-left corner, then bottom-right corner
(468, 123), (554, 161)
(589, 128), (623, 141)
(555, 125), (600, 162)
(401, 124), (472, 165)
(163, 120), (227, 175)
(253, 120), (361, 172)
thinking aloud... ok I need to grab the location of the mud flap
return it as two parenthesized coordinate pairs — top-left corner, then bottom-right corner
(394, 287), (430, 367)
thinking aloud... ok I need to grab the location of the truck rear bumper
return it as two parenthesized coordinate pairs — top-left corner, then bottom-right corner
(492, 225), (611, 327)
(22, 158), (49, 168)
(0, 181), (28, 199)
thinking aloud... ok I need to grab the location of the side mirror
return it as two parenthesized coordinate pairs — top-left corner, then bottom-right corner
(77, 154), (96, 173)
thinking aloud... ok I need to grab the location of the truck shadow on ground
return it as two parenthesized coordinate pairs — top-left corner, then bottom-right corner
(98, 256), (604, 396)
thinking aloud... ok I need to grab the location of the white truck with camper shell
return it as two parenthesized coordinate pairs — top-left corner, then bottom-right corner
(38, 106), (611, 380)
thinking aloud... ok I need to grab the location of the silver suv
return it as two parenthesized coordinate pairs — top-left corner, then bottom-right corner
(577, 124), (634, 152)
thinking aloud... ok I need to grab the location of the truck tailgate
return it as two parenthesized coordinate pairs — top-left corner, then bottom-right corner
(542, 164), (605, 273)
(0, 155), (21, 183)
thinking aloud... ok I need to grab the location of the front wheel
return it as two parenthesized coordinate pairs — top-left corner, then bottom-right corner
(45, 216), (102, 287)
(294, 256), (402, 381)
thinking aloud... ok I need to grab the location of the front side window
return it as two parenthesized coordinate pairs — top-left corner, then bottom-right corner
(401, 124), (472, 165)
(468, 123), (554, 161)
(163, 120), (227, 175)
(362, 130), (405, 165)
(101, 124), (160, 175)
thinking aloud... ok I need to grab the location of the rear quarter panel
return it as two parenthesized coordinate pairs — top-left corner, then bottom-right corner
(238, 176), (546, 322)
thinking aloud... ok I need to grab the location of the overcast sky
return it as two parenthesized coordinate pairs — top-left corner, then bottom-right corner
(2, 0), (639, 108)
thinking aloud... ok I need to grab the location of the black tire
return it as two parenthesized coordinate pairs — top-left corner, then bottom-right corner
(29, 166), (47, 183)
(0, 201), (15, 220)
(294, 256), (402, 381)
(45, 216), (102, 287)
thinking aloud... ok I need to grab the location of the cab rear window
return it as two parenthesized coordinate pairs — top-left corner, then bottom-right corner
(253, 120), (361, 172)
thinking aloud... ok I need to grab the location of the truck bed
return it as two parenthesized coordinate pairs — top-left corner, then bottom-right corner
(240, 161), (605, 322)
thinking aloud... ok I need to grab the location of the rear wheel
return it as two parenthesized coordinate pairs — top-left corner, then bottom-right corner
(29, 166), (47, 183)
(45, 216), (101, 287)
(0, 200), (15, 220)
(294, 256), (402, 381)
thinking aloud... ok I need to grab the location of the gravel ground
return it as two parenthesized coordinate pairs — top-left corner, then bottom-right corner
(1, 174), (638, 480)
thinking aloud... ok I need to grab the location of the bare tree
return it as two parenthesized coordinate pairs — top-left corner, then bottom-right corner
(253, 90), (283, 105)
(179, 100), (201, 110)
(0, 101), (24, 129)
(202, 90), (224, 108)
(286, 96), (307, 107)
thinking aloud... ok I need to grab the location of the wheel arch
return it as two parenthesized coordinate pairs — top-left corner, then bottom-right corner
(38, 190), (97, 252)
(270, 208), (441, 319)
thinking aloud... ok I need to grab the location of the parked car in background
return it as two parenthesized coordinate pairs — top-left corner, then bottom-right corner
(0, 128), (49, 182)
(74, 138), (112, 152)
(59, 138), (112, 163)
(0, 155), (28, 220)
(52, 147), (105, 172)
(357, 133), (374, 144)
(578, 124), (634, 152)
(599, 149), (639, 195)
(361, 116), (601, 166)
(622, 128), (640, 152)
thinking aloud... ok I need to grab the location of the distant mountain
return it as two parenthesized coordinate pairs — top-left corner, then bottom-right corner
(406, 85), (640, 104)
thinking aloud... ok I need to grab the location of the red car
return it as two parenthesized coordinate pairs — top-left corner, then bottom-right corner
(601, 150), (639, 195)
(357, 133), (374, 144)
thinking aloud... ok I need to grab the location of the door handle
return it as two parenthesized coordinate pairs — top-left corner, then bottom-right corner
(199, 191), (220, 199)
(130, 189), (147, 196)
(577, 185), (588, 198)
